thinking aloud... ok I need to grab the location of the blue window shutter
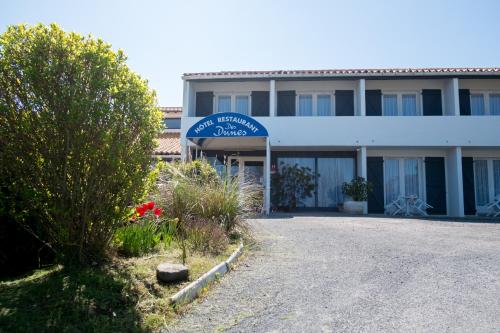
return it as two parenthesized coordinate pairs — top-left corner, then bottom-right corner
(422, 89), (442, 116)
(195, 92), (213, 116)
(459, 89), (471, 116)
(277, 91), (296, 116)
(251, 91), (269, 116)
(462, 157), (476, 215)
(366, 90), (382, 116)
(425, 157), (447, 215)
(367, 157), (384, 213)
(335, 90), (354, 116)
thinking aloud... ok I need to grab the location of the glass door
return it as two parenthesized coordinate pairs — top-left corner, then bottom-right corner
(243, 161), (264, 186)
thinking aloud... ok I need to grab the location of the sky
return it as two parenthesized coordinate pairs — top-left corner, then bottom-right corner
(1, 0), (500, 106)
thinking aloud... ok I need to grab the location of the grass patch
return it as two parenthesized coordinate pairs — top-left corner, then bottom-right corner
(0, 243), (238, 332)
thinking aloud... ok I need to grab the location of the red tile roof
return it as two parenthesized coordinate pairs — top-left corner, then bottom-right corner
(155, 132), (181, 156)
(183, 67), (500, 79)
(160, 106), (182, 118)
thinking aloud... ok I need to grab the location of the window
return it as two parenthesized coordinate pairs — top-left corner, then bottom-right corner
(383, 93), (419, 116)
(470, 92), (500, 115)
(384, 158), (424, 205)
(317, 158), (355, 207)
(402, 94), (417, 116)
(494, 160), (500, 197)
(277, 157), (316, 207)
(298, 95), (313, 116)
(235, 96), (249, 115)
(163, 118), (181, 129)
(490, 94), (500, 115)
(277, 156), (355, 208)
(215, 94), (251, 113)
(384, 159), (400, 204)
(383, 95), (398, 116)
(471, 94), (485, 115)
(317, 95), (332, 116)
(295, 93), (334, 116)
(474, 159), (500, 208)
(217, 95), (231, 113)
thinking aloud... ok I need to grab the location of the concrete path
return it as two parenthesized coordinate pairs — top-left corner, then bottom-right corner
(165, 216), (500, 333)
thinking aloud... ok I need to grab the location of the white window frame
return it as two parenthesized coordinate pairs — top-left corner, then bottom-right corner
(470, 90), (500, 115)
(214, 93), (252, 114)
(473, 158), (500, 209)
(383, 157), (427, 205)
(381, 91), (421, 116)
(295, 91), (335, 116)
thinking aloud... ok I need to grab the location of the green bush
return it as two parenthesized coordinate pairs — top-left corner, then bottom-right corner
(272, 162), (316, 210)
(156, 160), (260, 262)
(114, 218), (177, 257)
(160, 160), (261, 233)
(342, 177), (373, 201)
(0, 24), (162, 264)
(184, 217), (229, 255)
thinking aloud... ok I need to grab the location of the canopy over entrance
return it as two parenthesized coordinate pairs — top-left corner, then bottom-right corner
(186, 112), (268, 150)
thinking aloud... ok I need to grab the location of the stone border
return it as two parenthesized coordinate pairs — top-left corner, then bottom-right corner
(169, 242), (244, 305)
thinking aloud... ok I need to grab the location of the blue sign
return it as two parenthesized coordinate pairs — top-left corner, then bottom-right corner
(186, 112), (268, 138)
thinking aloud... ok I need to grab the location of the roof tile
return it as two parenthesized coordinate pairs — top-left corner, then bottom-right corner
(183, 67), (500, 79)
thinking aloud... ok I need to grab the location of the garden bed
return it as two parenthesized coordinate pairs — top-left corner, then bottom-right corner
(0, 242), (239, 332)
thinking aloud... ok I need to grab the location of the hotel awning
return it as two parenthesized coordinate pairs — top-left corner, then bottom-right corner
(186, 112), (268, 150)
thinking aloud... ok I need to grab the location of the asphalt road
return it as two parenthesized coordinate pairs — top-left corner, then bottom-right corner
(165, 216), (500, 333)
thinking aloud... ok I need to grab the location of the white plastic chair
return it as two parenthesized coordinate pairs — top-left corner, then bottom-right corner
(385, 196), (406, 216)
(413, 198), (433, 216)
(486, 195), (500, 217)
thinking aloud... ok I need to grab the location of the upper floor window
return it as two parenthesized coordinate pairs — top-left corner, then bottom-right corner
(216, 94), (250, 115)
(382, 92), (419, 116)
(235, 96), (249, 115)
(163, 118), (181, 129)
(296, 93), (333, 116)
(471, 92), (500, 115)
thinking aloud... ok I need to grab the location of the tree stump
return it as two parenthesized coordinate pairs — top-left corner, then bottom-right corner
(156, 263), (189, 283)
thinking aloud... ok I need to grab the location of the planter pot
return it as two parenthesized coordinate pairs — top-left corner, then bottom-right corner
(343, 200), (367, 214)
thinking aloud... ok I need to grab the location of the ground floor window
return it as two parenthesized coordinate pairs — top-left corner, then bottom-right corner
(277, 156), (355, 208)
(384, 158), (425, 205)
(474, 159), (500, 208)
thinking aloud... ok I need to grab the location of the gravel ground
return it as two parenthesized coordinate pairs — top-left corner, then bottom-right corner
(164, 216), (500, 333)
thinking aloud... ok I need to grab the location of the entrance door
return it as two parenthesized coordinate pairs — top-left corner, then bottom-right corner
(243, 160), (264, 185)
(228, 157), (265, 212)
(227, 157), (265, 185)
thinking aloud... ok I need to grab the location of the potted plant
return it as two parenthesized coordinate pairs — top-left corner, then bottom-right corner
(342, 177), (373, 214)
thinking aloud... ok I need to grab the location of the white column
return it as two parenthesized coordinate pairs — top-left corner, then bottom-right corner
(357, 146), (368, 214)
(181, 80), (190, 160)
(265, 137), (271, 215)
(446, 146), (464, 217)
(358, 79), (366, 116)
(444, 78), (460, 116)
(452, 78), (460, 116)
(269, 79), (276, 117)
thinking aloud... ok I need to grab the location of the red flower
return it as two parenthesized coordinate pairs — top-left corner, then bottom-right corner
(136, 206), (146, 217)
(146, 201), (155, 210)
(153, 208), (162, 217)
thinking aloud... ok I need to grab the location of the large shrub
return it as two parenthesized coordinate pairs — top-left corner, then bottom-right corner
(271, 162), (316, 210)
(160, 160), (261, 233)
(157, 160), (260, 262)
(0, 24), (162, 264)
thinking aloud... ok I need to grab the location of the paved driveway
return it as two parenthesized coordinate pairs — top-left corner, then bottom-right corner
(166, 216), (500, 333)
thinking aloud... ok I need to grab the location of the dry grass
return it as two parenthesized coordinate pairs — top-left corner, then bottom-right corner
(0, 242), (239, 332)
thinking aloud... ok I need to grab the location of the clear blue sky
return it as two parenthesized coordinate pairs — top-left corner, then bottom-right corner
(1, 0), (500, 106)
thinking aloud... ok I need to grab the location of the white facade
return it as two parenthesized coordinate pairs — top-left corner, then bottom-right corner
(180, 69), (500, 217)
